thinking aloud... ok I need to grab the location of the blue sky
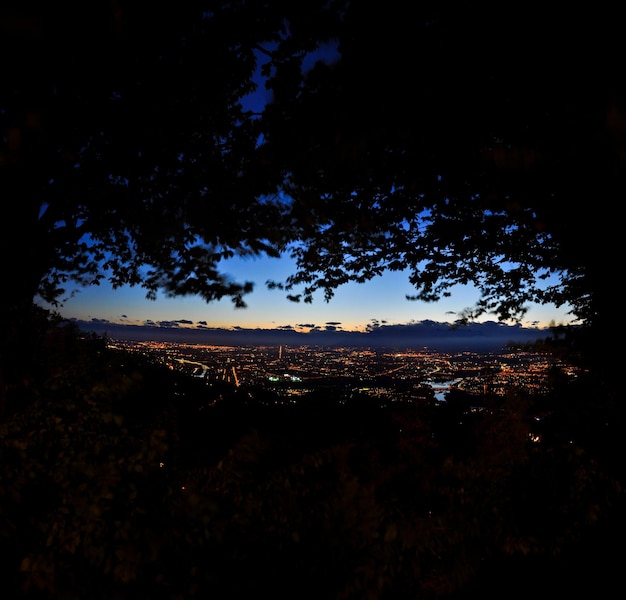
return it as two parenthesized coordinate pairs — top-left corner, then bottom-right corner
(46, 252), (575, 334)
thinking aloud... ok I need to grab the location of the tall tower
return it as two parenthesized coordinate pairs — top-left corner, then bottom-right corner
(279, 345), (283, 360)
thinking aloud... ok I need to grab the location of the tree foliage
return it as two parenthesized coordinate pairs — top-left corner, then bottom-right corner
(2, 1), (624, 383)
(2, 5), (625, 595)
(2, 0), (289, 312)
(1, 2), (622, 326)
(263, 3), (625, 334)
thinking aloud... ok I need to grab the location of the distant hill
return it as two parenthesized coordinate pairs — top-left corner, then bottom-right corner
(71, 318), (558, 352)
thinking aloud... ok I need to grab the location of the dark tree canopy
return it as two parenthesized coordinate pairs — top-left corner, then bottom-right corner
(264, 3), (625, 332)
(1, 0), (296, 312)
(2, 4), (626, 595)
(2, 1), (624, 361)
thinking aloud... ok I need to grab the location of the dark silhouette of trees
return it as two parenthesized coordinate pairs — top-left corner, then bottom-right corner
(263, 4), (624, 346)
(2, 3), (623, 350)
(2, 2), (289, 315)
(2, 5), (626, 595)
(0, 0), (322, 402)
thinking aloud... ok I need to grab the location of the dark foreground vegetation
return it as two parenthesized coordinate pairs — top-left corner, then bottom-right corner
(2, 4), (625, 596)
(1, 309), (624, 599)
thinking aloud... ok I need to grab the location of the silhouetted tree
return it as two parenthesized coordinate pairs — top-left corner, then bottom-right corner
(0, 0), (335, 400)
(2, 2), (623, 381)
(3, 5), (625, 596)
(264, 4), (624, 341)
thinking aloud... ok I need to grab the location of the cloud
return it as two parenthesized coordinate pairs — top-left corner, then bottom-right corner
(156, 320), (180, 328)
(70, 318), (561, 352)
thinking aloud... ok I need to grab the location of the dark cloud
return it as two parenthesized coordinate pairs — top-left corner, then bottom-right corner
(296, 323), (316, 329)
(157, 321), (180, 328)
(325, 321), (342, 326)
(176, 319), (194, 325)
(197, 321), (207, 326)
(71, 318), (561, 352)
(361, 320), (550, 351)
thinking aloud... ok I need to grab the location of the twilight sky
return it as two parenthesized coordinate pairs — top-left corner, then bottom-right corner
(41, 252), (575, 335)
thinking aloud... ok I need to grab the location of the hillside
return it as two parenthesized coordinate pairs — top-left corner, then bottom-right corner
(1, 311), (624, 598)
